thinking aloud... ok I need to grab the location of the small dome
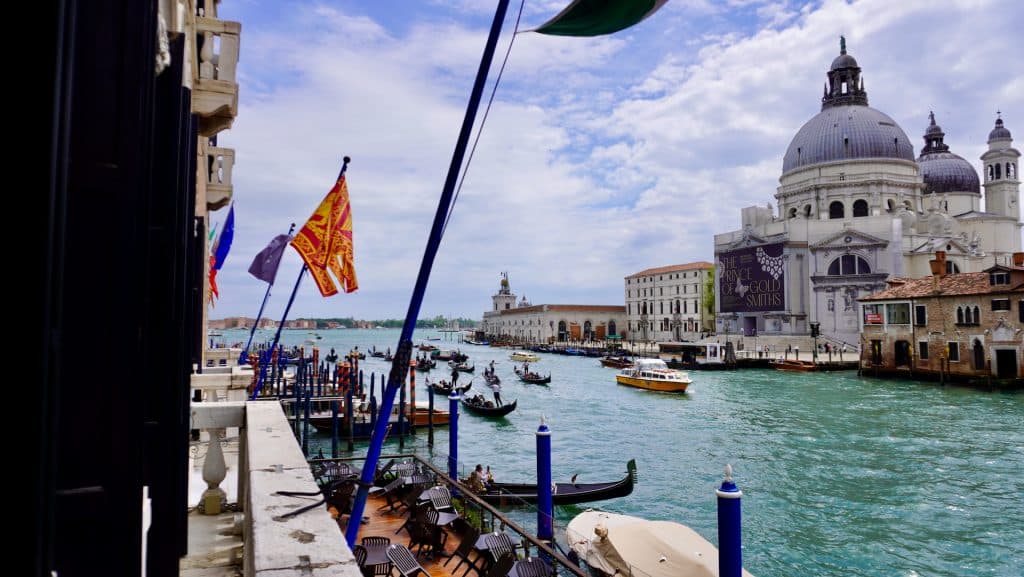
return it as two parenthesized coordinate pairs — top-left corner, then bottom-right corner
(918, 152), (980, 194)
(918, 112), (980, 194)
(830, 53), (858, 70)
(989, 116), (1012, 141)
(783, 105), (915, 174)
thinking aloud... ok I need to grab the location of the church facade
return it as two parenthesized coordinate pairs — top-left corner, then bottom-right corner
(713, 39), (1021, 347)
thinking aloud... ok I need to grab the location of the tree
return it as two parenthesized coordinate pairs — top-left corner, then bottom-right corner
(703, 267), (716, 319)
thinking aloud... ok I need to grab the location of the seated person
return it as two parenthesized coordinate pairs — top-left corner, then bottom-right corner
(467, 464), (489, 493)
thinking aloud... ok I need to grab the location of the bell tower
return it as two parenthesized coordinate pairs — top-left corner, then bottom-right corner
(491, 272), (517, 312)
(982, 113), (1020, 219)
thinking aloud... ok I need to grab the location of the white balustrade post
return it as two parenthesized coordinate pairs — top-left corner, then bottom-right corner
(199, 31), (215, 79)
(200, 427), (227, 514)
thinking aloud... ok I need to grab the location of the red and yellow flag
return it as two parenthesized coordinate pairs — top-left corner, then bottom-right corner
(290, 173), (358, 296)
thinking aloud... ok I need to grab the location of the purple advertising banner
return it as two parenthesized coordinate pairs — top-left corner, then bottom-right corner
(719, 243), (786, 312)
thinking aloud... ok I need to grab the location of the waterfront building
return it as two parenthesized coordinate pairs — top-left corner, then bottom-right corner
(624, 262), (714, 342)
(859, 251), (1023, 382)
(481, 273), (627, 342)
(713, 39), (1021, 349)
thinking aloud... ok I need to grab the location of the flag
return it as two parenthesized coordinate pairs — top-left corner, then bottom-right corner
(209, 204), (235, 300)
(535, 0), (669, 37)
(290, 173), (358, 296)
(248, 233), (293, 284)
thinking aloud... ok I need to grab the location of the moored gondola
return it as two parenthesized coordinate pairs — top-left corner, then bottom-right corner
(475, 459), (637, 506)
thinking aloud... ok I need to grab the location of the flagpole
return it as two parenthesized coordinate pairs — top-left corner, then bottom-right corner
(251, 262), (307, 399)
(239, 223), (296, 365)
(345, 0), (511, 546)
(251, 157), (351, 399)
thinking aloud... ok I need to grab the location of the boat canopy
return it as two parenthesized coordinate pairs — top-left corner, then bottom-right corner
(567, 510), (755, 577)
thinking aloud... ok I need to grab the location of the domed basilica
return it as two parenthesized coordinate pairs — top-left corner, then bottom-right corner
(713, 38), (1020, 346)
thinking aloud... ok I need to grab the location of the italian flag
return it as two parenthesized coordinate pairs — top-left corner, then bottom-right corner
(535, 0), (669, 37)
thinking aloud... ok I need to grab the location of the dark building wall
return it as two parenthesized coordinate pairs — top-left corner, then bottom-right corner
(40, 1), (201, 575)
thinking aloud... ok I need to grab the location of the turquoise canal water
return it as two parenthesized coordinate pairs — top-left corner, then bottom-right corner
(219, 328), (1023, 577)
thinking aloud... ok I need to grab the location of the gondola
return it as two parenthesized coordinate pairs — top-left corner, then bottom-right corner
(426, 379), (472, 396)
(460, 394), (517, 417)
(413, 357), (436, 371)
(515, 368), (551, 385)
(476, 459), (637, 506)
(448, 361), (475, 373)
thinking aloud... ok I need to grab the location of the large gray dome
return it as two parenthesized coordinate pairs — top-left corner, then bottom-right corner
(782, 104), (916, 174)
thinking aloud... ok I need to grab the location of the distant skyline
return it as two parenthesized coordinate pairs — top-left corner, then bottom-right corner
(212, 0), (1022, 321)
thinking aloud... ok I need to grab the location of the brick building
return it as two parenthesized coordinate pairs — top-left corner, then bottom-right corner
(859, 252), (1023, 383)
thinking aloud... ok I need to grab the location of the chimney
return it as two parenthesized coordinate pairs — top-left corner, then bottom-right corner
(929, 251), (946, 291)
(1013, 252), (1024, 268)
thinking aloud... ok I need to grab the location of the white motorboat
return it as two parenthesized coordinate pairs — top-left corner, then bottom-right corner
(565, 509), (755, 577)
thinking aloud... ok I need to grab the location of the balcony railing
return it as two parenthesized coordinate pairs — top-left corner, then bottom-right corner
(206, 146), (235, 210)
(194, 16), (241, 136)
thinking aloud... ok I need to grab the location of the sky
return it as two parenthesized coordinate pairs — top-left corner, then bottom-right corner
(212, 0), (1023, 322)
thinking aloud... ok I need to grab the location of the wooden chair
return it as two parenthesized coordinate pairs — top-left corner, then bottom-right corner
(513, 558), (550, 577)
(429, 486), (455, 512)
(484, 552), (515, 577)
(375, 477), (408, 512)
(361, 536), (391, 547)
(444, 525), (484, 577)
(386, 544), (431, 577)
(484, 533), (517, 566)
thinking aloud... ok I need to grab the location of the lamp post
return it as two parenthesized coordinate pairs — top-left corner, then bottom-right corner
(810, 322), (820, 362)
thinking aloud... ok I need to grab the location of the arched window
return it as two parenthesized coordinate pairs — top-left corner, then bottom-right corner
(675, 300), (680, 314)
(973, 305), (980, 323)
(964, 306), (972, 324)
(803, 204), (812, 217)
(853, 199), (869, 217)
(827, 255), (871, 276)
(988, 165), (995, 181)
(1008, 162), (1015, 179)
(957, 306), (964, 324)
(829, 201), (845, 219)
(995, 163), (1002, 179)
(887, 199), (896, 212)
(789, 207), (798, 219)
(608, 320), (617, 336)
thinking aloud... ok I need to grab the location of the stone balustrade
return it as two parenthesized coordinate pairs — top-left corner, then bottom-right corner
(193, 15), (241, 136)
(188, 400), (360, 577)
(206, 146), (235, 210)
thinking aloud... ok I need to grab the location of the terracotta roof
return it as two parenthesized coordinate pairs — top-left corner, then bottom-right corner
(861, 272), (1024, 300)
(627, 262), (714, 278)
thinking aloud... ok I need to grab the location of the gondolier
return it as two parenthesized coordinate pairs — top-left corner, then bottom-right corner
(488, 379), (503, 406)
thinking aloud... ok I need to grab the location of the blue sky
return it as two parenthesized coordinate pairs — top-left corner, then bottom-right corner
(212, 0), (1022, 321)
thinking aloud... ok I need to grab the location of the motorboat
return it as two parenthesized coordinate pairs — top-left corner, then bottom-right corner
(509, 351), (539, 362)
(615, 358), (691, 393)
(566, 509), (755, 577)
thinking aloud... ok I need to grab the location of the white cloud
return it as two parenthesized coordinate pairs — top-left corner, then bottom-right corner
(213, 0), (1022, 320)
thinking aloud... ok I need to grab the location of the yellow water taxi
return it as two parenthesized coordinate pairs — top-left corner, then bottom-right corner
(615, 358), (691, 393)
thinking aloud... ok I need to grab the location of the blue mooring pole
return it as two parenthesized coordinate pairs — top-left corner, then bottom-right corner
(716, 464), (743, 577)
(448, 391), (460, 481)
(536, 417), (553, 552)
